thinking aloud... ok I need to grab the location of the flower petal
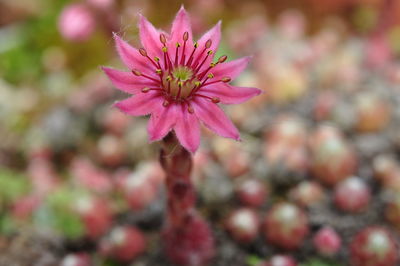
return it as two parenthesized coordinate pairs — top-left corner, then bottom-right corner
(102, 67), (157, 94)
(212, 56), (251, 80)
(199, 83), (262, 104)
(148, 103), (178, 142)
(192, 98), (240, 140)
(191, 21), (221, 72)
(174, 104), (200, 153)
(139, 14), (163, 58)
(113, 34), (154, 73)
(114, 92), (163, 116)
(168, 6), (193, 62)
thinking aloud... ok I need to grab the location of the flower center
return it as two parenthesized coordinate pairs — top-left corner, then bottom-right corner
(134, 32), (232, 112)
(163, 66), (199, 99)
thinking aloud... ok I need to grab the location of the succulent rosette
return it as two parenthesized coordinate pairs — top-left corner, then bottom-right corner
(102, 6), (261, 152)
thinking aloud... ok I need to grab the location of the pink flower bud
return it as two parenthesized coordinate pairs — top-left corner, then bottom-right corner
(70, 157), (112, 194)
(334, 177), (371, 213)
(117, 163), (163, 211)
(58, 4), (96, 42)
(310, 125), (357, 186)
(313, 227), (341, 256)
(225, 208), (260, 243)
(163, 214), (214, 266)
(75, 196), (112, 239)
(264, 203), (309, 250)
(354, 92), (391, 133)
(261, 255), (297, 266)
(350, 226), (398, 266)
(289, 181), (324, 207)
(235, 178), (268, 207)
(100, 226), (146, 262)
(61, 253), (91, 266)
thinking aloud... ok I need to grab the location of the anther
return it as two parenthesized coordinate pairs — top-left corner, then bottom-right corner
(139, 48), (147, 57)
(183, 32), (189, 41)
(207, 73), (214, 79)
(141, 87), (150, 93)
(207, 50), (213, 56)
(132, 69), (141, 76)
(154, 57), (160, 62)
(221, 77), (231, 83)
(160, 34), (167, 45)
(205, 39), (212, 48)
(194, 81), (201, 87)
(162, 100), (170, 107)
(218, 55), (228, 63)
(176, 42), (181, 47)
(166, 75), (172, 81)
(188, 105), (194, 113)
(194, 42), (199, 48)
(162, 47), (168, 53)
(156, 69), (162, 75)
(211, 97), (220, 103)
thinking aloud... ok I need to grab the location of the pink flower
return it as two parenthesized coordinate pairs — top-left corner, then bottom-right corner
(102, 7), (261, 153)
(58, 4), (96, 42)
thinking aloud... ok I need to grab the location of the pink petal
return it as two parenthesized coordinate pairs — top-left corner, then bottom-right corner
(191, 21), (221, 72)
(212, 56), (251, 80)
(113, 34), (154, 74)
(168, 6), (193, 61)
(174, 104), (200, 153)
(102, 67), (156, 94)
(114, 92), (163, 116)
(139, 14), (163, 59)
(199, 83), (262, 104)
(148, 103), (178, 141)
(192, 98), (240, 140)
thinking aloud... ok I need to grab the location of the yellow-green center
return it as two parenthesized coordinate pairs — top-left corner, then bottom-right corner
(163, 66), (200, 100)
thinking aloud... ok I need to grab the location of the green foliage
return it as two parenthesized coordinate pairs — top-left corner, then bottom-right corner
(34, 187), (86, 239)
(0, 168), (29, 205)
(246, 255), (262, 266)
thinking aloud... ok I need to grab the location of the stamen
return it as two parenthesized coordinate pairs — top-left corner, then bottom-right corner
(187, 104), (194, 113)
(162, 99), (170, 107)
(181, 32), (188, 65)
(202, 77), (230, 87)
(177, 81), (183, 98)
(221, 77), (231, 82)
(218, 55), (228, 63)
(132, 69), (142, 76)
(205, 39), (212, 49)
(175, 42), (180, 66)
(141, 87), (163, 93)
(193, 93), (220, 103)
(162, 46), (173, 71)
(160, 34), (167, 45)
(186, 42), (198, 67)
(200, 73), (214, 86)
(190, 39), (212, 68)
(132, 69), (159, 83)
(166, 76), (172, 93)
(138, 48), (158, 69)
(198, 55), (228, 79)
(194, 50), (213, 73)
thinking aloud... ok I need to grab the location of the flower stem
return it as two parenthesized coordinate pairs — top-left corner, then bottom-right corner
(159, 133), (214, 266)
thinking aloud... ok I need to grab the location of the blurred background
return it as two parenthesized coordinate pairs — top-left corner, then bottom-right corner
(1, 0), (400, 265)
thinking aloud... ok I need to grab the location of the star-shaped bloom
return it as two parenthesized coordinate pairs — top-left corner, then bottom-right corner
(102, 7), (261, 153)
